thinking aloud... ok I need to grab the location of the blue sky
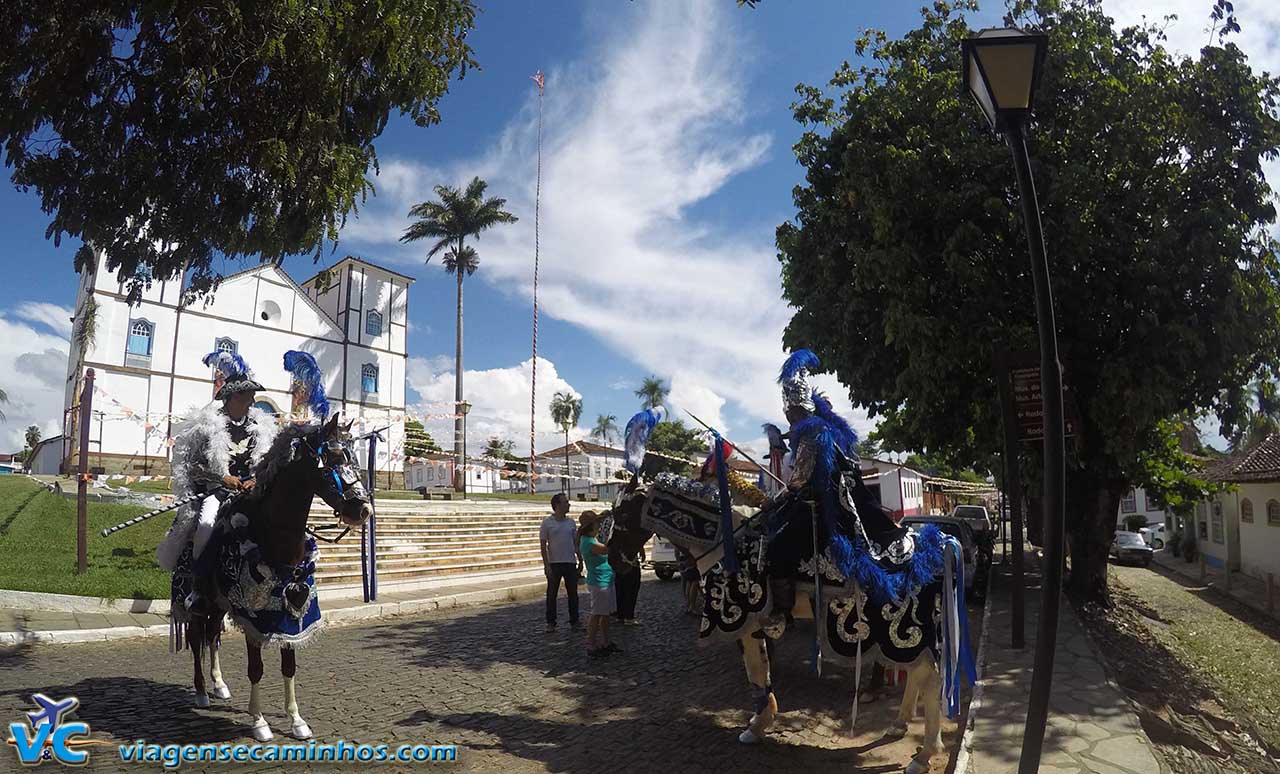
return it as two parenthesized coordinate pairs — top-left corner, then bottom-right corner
(2, 0), (1276, 454)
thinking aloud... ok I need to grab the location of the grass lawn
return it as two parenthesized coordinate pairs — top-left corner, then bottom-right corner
(0, 476), (172, 599)
(1109, 564), (1280, 751)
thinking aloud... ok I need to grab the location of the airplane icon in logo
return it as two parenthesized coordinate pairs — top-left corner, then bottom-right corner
(25, 694), (79, 730)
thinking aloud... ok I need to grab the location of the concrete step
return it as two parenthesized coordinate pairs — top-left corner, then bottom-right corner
(317, 556), (543, 585)
(321, 544), (542, 562)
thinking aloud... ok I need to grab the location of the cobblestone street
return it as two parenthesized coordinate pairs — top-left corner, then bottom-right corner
(0, 580), (973, 773)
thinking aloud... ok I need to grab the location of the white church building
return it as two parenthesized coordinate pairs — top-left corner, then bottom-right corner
(53, 253), (411, 488)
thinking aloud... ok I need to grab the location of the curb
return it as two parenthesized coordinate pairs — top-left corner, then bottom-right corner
(0, 582), (545, 647)
(0, 589), (171, 615)
(953, 561), (996, 774)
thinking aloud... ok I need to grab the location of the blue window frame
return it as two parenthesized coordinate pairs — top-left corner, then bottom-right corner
(361, 364), (378, 394)
(126, 319), (154, 356)
(366, 310), (383, 337)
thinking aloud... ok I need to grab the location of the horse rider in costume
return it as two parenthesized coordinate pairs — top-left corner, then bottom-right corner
(761, 349), (860, 631)
(157, 351), (278, 613)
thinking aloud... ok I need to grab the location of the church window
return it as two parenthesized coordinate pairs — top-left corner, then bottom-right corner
(366, 310), (383, 337)
(361, 364), (378, 395)
(126, 319), (154, 364)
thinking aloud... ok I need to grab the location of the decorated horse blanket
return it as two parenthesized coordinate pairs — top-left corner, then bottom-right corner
(184, 511), (324, 648)
(640, 472), (968, 672)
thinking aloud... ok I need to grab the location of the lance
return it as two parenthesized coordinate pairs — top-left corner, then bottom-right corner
(100, 488), (230, 538)
(681, 410), (786, 487)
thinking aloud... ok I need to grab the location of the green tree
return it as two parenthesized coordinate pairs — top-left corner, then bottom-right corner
(777, 0), (1280, 602)
(643, 420), (709, 476)
(0, 387), (7, 422)
(591, 414), (619, 446)
(484, 437), (517, 460)
(1228, 378), (1280, 452)
(404, 420), (441, 457)
(635, 376), (669, 410)
(0, 1), (479, 302)
(24, 425), (40, 452)
(549, 392), (583, 493)
(856, 437), (881, 460)
(401, 177), (517, 489)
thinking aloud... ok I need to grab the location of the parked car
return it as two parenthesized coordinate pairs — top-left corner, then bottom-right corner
(1139, 523), (1167, 550)
(1109, 531), (1154, 567)
(649, 535), (679, 580)
(950, 505), (993, 536)
(900, 515), (986, 601)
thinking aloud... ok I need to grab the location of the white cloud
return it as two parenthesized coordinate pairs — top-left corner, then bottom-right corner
(339, 0), (871, 442)
(0, 312), (71, 451)
(406, 355), (589, 456)
(14, 302), (74, 340)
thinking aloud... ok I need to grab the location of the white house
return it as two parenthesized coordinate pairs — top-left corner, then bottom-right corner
(404, 451), (509, 495)
(1192, 435), (1280, 583)
(860, 458), (926, 520)
(60, 253), (411, 487)
(27, 435), (66, 476)
(1115, 487), (1170, 529)
(534, 441), (629, 501)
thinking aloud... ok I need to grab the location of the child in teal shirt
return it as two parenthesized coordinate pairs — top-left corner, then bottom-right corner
(577, 511), (619, 657)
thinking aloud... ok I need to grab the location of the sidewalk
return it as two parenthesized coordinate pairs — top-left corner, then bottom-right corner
(961, 556), (1165, 774)
(0, 571), (545, 646)
(1152, 549), (1280, 623)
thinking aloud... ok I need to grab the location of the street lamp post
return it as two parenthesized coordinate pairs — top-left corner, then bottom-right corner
(459, 401), (472, 497)
(963, 27), (1065, 774)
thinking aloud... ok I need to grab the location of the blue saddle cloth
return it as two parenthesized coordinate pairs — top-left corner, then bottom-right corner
(209, 512), (323, 648)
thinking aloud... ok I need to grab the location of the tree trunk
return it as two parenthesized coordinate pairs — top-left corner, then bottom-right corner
(454, 239), (465, 492)
(1066, 470), (1126, 604)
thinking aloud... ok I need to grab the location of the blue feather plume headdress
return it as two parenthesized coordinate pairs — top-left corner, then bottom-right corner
(202, 350), (251, 380)
(623, 406), (664, 473)
(283, 351), (331, 421)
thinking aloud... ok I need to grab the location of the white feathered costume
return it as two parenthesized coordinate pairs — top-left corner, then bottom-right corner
(155, 403), (277, 571)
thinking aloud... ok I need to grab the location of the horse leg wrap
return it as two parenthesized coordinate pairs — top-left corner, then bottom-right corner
(248, 684), (273, 742)
(284, 677), (312, 740)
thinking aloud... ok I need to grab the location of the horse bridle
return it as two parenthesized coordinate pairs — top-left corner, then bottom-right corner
(299, 435), (367, 544)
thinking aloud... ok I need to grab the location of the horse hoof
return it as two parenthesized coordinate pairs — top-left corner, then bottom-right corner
(288, 720), (313, 740)
(885, 721), (908, 739)
(211, 684), (231, 700)
(194, 693), (210, 709)
(903, 759), (931, 774)
(738, 729), (761, 745)
(250, 717), (273, 742)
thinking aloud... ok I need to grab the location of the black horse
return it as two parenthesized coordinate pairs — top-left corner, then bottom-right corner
(176, 414), (372, 742)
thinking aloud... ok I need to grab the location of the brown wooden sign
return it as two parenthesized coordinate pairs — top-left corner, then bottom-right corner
(998, 351), (1078, 442)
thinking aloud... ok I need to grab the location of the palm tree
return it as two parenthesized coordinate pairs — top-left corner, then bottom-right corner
(550, 391), (583, 493)
(591, 414), (619, 446)
(401, 177), (517, 489)
(635, 376), (668, 410)
(1230, 378), (1280, 452)
(0, 387), (7, 422)
(24, 425), (41, 451)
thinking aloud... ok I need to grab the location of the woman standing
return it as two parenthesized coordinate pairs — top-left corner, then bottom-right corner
(577, 511), (619, 658)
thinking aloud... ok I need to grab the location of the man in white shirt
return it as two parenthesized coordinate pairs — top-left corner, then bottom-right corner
(540, 493), (581, 631)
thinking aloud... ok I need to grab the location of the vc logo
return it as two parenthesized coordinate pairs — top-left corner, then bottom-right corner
(7, 694), (91, 766)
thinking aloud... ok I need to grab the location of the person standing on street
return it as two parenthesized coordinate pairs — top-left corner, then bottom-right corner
(541, 493), (581, 631)
(612, 540), (643, 626)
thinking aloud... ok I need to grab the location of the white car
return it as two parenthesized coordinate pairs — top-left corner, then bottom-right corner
(649, 535), (679, 580)
(1139, 523), (1167, 550)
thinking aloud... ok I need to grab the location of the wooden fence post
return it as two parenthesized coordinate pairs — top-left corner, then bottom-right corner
(76, 368), (95, 575)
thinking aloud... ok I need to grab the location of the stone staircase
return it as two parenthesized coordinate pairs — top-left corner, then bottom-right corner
(306, 499), (592, 593)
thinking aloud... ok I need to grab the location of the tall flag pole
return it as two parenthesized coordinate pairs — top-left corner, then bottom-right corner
(529, 70), (545, 494)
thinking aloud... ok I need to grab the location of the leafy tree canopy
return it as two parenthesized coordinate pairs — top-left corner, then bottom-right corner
(0, 0), (479, 301)
(404, 419), (441, 457)
(642, 420), (709, 476)
(778, 0), (1280, 600)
